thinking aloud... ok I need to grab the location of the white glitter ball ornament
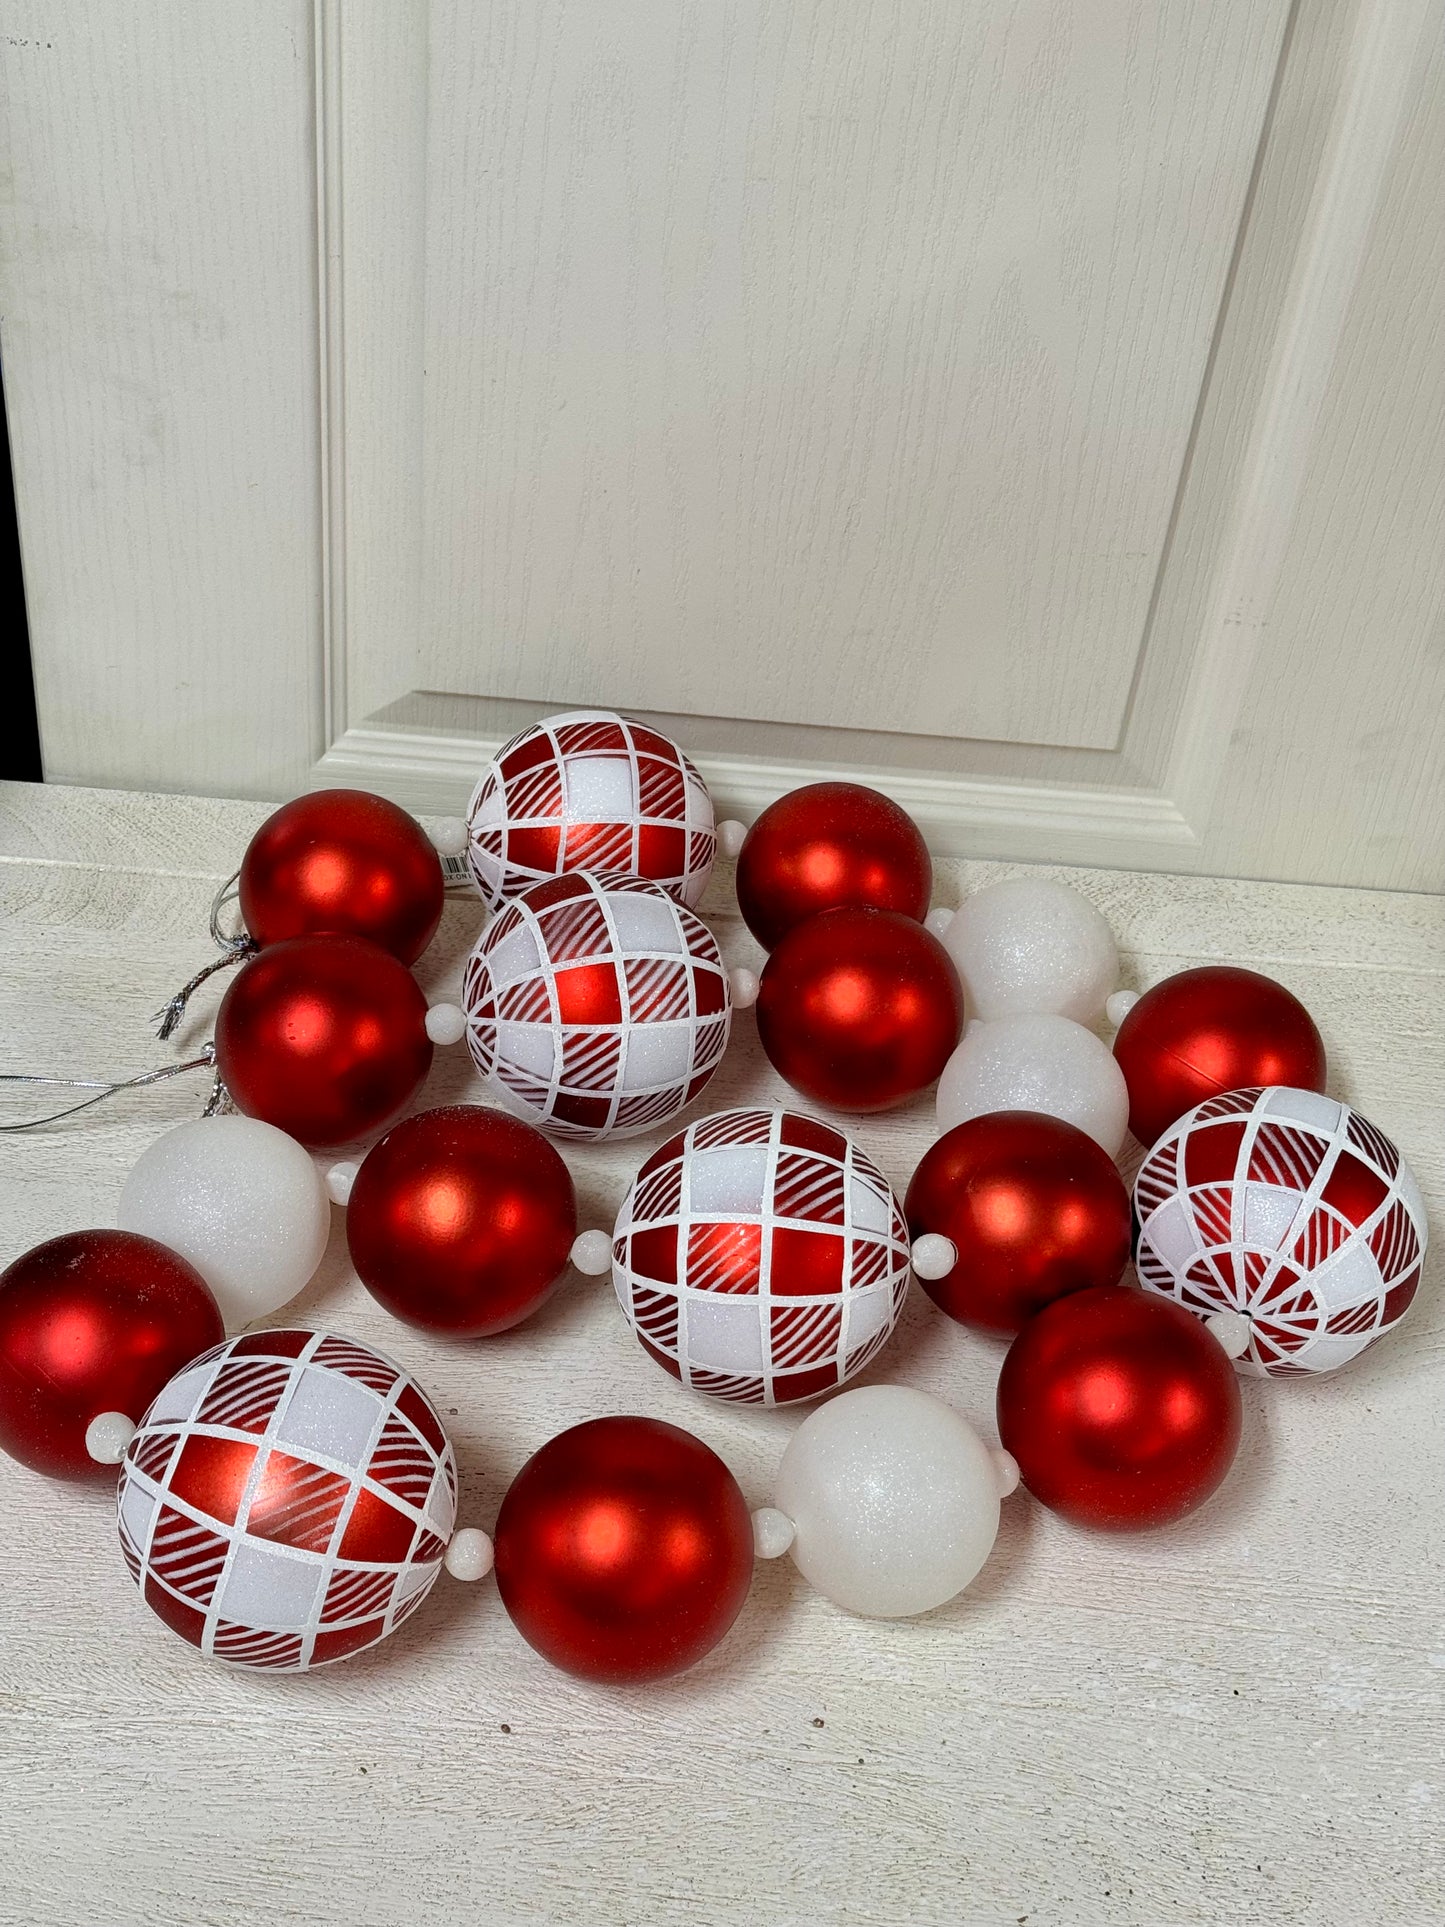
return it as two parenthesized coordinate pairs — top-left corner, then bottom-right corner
(611, 1107), (911, 1405)
(463, 872), (732, 1139)
(117, 1115), (330, 1327)
(773, 1385), (1017, 1617)
(936, 1013), (1129, 1156)
(116, 1329), (458, 1671)
(941, 876), (1118, 1024)
(466, 710), (716, 911)
(1134, 1086), (1427, 1376)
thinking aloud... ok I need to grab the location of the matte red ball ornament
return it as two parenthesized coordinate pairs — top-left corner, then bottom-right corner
(0, 1231), (223, 1481)
(493, 1416), (754, 1682)
(997, 1285), (1242, 1530)
(239, 788), (444, 963)
(905, 1112), (1131, 1336)
(215, 935), (433, 1147)
(756, 907), (964, 1112)
(1113, 965), (1326, 1149)
(735, 782), (933, 950)
(347, 1105), (578, 1336)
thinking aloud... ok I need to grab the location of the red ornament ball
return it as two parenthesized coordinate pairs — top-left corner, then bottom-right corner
(347, 1105), (578, 1337)
(117, 1328), (457, 1670)
(906, 1111), (1131, 1336)
(735, 782), (932, 950)
(239, 788), (444, 964)
(493, 1416), (754, 1682)
(756, 907), (964, 1113)
(997, 1285), (1242, 1530)
(215, 935), (433, 1147)
(1134, 1086), (1426, 1376)
(0, 1231), (222, 1481)
(1113, 965), (1326, 1149)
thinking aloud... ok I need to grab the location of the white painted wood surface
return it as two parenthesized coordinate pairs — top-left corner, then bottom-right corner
(0, 781), (1441, 1927)
(4, 2), (1443, 886)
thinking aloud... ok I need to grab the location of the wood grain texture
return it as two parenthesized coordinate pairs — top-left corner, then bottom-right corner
(0, 781), (1441, 1927)
(417, 0), (1288, 751)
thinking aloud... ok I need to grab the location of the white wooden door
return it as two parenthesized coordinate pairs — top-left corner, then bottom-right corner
(2, 0), (1441, 888)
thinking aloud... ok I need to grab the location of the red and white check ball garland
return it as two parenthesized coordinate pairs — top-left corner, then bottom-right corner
(0, 711), (1430, 1683)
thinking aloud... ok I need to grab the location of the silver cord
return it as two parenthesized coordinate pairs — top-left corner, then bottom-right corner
(0, 1045), (225, 1131)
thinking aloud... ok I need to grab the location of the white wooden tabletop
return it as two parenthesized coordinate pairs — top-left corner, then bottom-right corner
(0, 781), (1441, 1927)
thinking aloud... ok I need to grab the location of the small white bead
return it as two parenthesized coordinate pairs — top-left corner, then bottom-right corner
(570, 1228), (614, 1276)
(910, 1233), (958, 1281)
(430, 816), (469, 857)
(1206, 1310), (1253, 1360)
(86, 1411), (137, 1465)
(728, 966), (760, 1011)
(326, 1160), (360, 1207)
(444, 1527), (494, 1582)
(752, 1507), (796, 1559)
(425, 1002), (468, 1046)
(1105, 989), (1141, 1027)
(992, 1448), (1021, 1498)
(925, 906), (956, 940)
(716, 819), (748, 860)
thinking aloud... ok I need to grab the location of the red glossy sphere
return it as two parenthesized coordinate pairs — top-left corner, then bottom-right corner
(0, 1231), (223, 1480)
(1114, 964), (1326, 1149)
(756, 907), (964, 1112)
(906, 1112), (1131, 1336)
(347, 1106), (577, 1336)
(493, 1416), (754, 1682)
(215, 935), (433, 1147)
(997, 1285), (1243, 1530)
(239, 788), (444, 963)
(735, 782), (932, 950)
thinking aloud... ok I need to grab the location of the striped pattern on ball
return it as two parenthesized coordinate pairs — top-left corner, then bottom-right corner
(463, 872), (732, 1140)
(116, 1329), (457, 1671)
(1133, 1086), (1426, 1377)
(612, 1107), (911, 1405)
(466, 710), (716, 911)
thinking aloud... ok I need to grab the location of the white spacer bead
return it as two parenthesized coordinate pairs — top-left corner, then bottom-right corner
(992, 1448), (1021, 1499)
(86, 1411), (137, 1465)
(570, 1229), (614, 1276)
(1105, 989), (1141, 1027)
(430, 817), (469, 858)
(716, 819), (748, 861)
(752, 1507), (796, 1559)
(925, 906), (956, 940)
(728, 966), (760, 1011)
(910, 1233), (957, 1281)
(425, 1002), (468, 1046)
(1206, 1310), (1253, 1360)
(326, 1160), (360, 1207)
(444, 1527), (494, 1582)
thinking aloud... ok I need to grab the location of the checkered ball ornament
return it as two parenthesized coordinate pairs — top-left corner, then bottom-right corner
(1134, 1086), (1427, 1377)
(466, 710), (716, 911)
(463, 872), (732, 1140)
(116, 1329), (457, 1671)
(612, 1107), (912, 1405)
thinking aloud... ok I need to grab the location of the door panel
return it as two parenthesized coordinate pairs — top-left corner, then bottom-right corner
(3, 0), (1441, 888)
(418, 0), (1289, 750)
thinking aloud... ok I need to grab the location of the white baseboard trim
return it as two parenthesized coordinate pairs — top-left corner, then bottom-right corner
(314, 723), (1198, 869)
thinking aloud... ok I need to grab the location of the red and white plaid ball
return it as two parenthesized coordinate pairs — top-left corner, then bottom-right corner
(463, 872), (732, 1140)
(116, 1329), (457, 1670)
(466, 710), (716, 911)
(612, 1107), (912, 1405)
(1134, 1086), (1426, 1376)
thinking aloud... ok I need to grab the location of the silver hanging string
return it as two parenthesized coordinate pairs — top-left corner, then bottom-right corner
(0, 1044), (228, 1132)
(153, 870), (258, 1040)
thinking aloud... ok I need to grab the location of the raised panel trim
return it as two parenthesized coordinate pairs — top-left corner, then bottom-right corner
(314, 722), (1197, 867)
